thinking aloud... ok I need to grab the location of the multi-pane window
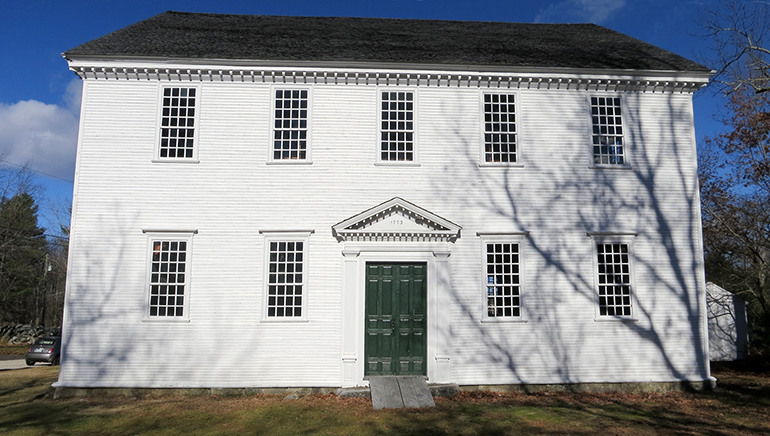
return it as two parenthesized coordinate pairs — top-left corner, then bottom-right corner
(485, 242), (521, 318)
(596, 242), (632, 316)
(267, 241), (304, 317)
(273, 89), (308, 160)
(159, 87), (196, 159)
(380, 91), (414, 162)
(148, 239), (188, 317)
(483, 93), (517, 163)
(590, 96), (625, 165)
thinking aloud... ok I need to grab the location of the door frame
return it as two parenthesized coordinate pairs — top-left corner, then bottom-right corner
(341, 246), (452, 387)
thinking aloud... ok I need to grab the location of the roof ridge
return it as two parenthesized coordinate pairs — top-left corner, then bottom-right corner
(160, 10), (599, 26)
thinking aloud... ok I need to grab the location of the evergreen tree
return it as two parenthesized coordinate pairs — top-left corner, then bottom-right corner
(0, 192), (47, 324)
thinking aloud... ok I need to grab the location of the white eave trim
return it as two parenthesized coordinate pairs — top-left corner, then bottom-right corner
(64, 54), (713, 77)
(65, 58), (710, 93)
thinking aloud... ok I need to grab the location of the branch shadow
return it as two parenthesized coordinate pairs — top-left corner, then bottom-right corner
(429, 87), (709, 388)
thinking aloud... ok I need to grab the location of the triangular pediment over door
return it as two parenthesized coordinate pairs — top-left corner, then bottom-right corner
(332, 197), (461, 243)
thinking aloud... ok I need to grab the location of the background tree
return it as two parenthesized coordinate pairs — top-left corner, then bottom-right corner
(700, 0), (770, 356)
(43, 221), (69, 327)
(703, 0), (770, 94)
(0, 192), (48, 324)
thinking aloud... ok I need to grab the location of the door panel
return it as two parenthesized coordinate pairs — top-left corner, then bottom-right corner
(365, 263), (427, 376)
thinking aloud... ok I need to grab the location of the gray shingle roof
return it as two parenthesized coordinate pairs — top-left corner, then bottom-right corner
(64, 11), (709, 73)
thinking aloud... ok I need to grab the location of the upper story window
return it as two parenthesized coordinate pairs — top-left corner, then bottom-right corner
(380, 91), (414, 162)
(159, 87), (197, 159)
(273, 89), (309, 161)
(483, 93), (517, 164)
(590, 96), (625, 165)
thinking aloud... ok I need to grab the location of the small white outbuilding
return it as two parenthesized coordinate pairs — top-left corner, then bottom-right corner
(706, 283), (749, 361)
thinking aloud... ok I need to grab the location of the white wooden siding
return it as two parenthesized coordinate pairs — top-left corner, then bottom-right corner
(58, 76), (708, 388)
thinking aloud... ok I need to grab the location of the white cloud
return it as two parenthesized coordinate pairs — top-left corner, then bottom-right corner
(0, 79), (81, 181)
(535, 0), (626, 24)
(64, 79), (83, 114)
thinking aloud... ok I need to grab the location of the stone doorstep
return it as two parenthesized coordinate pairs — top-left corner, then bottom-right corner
(369, 376), (436, 409)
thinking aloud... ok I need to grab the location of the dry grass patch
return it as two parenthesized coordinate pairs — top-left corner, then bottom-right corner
(1, 366), (769, 435)
(0, 340), (29, 356)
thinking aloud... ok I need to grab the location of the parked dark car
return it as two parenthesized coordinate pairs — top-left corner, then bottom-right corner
(25, 336), (61, 366)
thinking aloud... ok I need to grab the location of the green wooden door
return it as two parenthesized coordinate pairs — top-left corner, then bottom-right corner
(365, 262), (427, 376)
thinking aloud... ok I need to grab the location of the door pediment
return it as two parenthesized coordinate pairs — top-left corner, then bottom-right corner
(332, 197), (461, 242)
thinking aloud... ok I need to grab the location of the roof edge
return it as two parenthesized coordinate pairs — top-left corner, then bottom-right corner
(63, 54), (714, 81)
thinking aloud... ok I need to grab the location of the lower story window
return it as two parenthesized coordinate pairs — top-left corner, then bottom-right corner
(267, 241), (305, 317)
(485, 242), (521, 318)
(148, 239), (188, 317)
(596, 242), (632, 316)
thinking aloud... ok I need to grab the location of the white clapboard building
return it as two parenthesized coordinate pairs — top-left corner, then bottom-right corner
(56, 12), (714, 390)
(706, 283), (749, 362)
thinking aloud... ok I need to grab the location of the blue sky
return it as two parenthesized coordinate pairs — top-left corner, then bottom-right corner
(0, 0), (727, 232)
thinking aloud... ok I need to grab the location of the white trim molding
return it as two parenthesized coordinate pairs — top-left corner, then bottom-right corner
(333, 197), (461, 243)
(67, 60), (709, 94)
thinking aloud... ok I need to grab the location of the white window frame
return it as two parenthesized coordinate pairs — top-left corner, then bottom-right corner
(142, 230), (196, 322)
(589, 232), (638, 321)
(259, 230), (313, 322)
(376, 88), (419, 166)
(268, 86), (313, 164)
(588, 94), (630, 169)
(478, 233), (528, 322)
(479, 91), (524, 167)
(154, 85), (200, 163)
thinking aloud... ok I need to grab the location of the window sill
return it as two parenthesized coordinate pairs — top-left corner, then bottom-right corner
(481, 317), (528, 323)
(374, 162), (421, 167)
(152, 159), (200, 164)
(478, 163), (525, 168)
(593, 316), (638, 322)
(260, 318), (310, 323)
(266, 160), (313, 165)
(589, 164), (632, 170)
(142, 317), (191, 323)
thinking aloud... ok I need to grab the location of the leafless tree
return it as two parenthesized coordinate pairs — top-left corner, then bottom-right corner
(703, 0), (770, 94)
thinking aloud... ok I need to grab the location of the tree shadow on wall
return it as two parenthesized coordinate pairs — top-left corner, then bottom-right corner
(429, 89), (709, 389)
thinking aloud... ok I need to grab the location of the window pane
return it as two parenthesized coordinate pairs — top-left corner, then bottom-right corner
(591, 96), (625, 165)
(596, 242), (632, 316)
(159, 87), (196, 159)
(485, 242), (521, 318)
(267, 240), (304, 317)
(380, 91), (414, 161)
(149, 239), (187, 317)
(273, 89), (309, 160)
(483, 94), (517, 163)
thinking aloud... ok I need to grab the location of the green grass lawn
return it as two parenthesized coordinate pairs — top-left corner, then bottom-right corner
(1, 366), (769, 435)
